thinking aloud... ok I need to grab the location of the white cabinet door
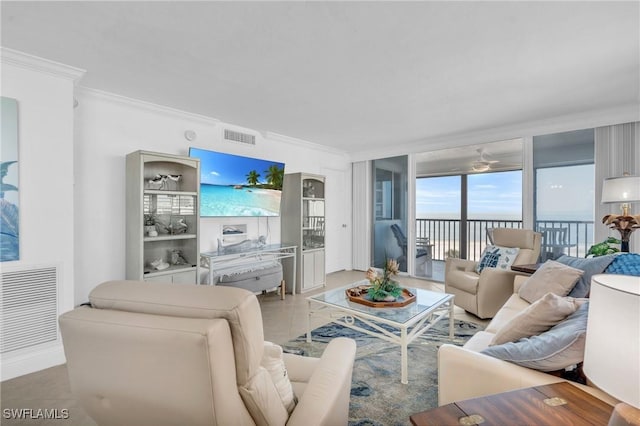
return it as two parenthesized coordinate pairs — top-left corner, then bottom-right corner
(302, 250), (325, 291)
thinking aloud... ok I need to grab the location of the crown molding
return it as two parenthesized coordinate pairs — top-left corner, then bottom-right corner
(261, 131), (347, 156)
(0, 47), (85, 82)
(76, 86), (221, 126)
(350, 103), (640, 162)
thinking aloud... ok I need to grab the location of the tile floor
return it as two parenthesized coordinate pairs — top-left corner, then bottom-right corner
(0, 270), (487, 425)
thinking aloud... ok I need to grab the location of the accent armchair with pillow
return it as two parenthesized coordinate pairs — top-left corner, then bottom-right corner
(59, 281), (356, 426)
(445, 228), (542, 319)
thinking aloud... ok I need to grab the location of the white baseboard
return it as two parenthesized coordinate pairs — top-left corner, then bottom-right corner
(1, 342), (66, 381)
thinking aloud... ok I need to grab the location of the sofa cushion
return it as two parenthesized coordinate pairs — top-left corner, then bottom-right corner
(476, 245), (520, 274)
(555, 254), (616, 297)
(518, 260), (583, 303)
(261, 342), (296, 414)
(485, 294), (531, 334)
(480, 302), (589, 372)
(490, 293), (585, 346)
(605, 253), (640, 276)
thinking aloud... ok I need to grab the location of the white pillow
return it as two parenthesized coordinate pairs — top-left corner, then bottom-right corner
(261, 341), (296, 414)
(518, 260), (583, 303)
(476, 245), (520, 274)
(490, 293), (586, 346)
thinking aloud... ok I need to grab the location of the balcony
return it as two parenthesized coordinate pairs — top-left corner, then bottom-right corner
(416, 218), (595, 281)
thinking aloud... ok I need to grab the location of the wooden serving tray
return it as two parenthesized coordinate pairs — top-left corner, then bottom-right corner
(346, 285), (416, 308)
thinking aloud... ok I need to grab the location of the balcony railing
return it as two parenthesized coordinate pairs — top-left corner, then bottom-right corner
(416, 218), (595, 262)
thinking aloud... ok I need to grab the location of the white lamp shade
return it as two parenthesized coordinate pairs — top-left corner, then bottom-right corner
(584, 274), (640, 408)
(601, 176), (640, 204)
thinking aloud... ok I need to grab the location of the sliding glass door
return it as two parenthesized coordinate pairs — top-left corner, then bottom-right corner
(372, 156), (408, 271)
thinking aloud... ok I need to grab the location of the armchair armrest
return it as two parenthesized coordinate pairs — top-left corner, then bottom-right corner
(475, 268), (521, 318)
(287, 337), (356, 426)
(445, 257), (477, 274)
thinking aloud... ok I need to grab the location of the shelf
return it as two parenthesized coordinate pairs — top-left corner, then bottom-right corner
(144, 189), (198, 196)
(143, 264), (197, 276)
(144, 233), (197, 242)
(303, 197), (325, 201)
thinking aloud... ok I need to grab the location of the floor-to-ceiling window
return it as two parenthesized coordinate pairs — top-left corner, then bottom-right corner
(415, 139), (523, 280)
(534, 129), (595, 260)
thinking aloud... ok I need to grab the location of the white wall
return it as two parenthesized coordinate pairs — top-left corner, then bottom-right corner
(0, 49), (84, 379)
(73, 88), (351, 304)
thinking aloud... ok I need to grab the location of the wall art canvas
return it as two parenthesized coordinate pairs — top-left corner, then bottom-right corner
(1, 97), (20, 261)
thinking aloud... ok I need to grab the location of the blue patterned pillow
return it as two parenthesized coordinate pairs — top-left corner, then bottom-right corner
(606, 253), (640, 276)
(555, 254), (615, 298)
(476, 245), (520, 274)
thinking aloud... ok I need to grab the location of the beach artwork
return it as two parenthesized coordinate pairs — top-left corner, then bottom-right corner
(189, 147), (285, 217)
(1, 97), (20, 261)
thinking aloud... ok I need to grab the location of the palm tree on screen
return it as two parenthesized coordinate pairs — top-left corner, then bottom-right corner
(246, 170), (260, 186)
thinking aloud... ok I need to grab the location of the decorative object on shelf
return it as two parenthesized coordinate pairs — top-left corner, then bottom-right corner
(601, 174), (640, 252)
(166, 174), (182, 190)
(586, 237), (621, 257)
(584, 275), (640, 423)
(366, 258), (402, 302)
(150, 258), (170, 271)
(169, 249), (188, 265)
(148, 174), (168, 190)
(168, 217), (188, 235)
(143, 213), (158, 237)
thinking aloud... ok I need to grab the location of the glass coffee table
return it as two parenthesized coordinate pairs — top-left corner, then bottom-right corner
(307, 280), (455, 384)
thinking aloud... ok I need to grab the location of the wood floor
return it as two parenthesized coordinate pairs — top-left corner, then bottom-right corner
(0, 270), (486, 425)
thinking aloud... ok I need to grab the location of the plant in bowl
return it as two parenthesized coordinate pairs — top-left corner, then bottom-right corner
(366, 258), (402, 302)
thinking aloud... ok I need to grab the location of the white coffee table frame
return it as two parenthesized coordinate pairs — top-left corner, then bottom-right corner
(307, 280), (455, 384)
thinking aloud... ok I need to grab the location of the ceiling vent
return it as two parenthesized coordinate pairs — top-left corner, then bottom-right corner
(224, 129), (256, 145)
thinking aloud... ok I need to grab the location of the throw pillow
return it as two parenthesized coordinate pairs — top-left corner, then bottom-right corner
(605, 253), (640, 276)
(239, 367), (290, 426)
(261, 341), (296, 414)
(476, 245), (520, 274)
(518, 260), (583, 303)
(490, 292), (586, 346)
(481, 302), (589, 372)
(555, 254), (616, 298)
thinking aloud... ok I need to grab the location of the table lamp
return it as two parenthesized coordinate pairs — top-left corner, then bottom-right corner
(584, 274), (640, 425)
(601, 175), (640, 252)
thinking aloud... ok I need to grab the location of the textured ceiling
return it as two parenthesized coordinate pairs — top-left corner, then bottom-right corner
(2, 1), (638, 156)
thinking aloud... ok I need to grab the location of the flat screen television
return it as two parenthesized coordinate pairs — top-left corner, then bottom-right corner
(189, 147), (285, 217)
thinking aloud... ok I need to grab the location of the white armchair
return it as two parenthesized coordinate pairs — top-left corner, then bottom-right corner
(59, 281), (356, 426)
(444, 228), (542, 319)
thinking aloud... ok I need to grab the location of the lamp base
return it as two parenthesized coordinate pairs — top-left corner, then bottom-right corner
(621, 240), (630, 253)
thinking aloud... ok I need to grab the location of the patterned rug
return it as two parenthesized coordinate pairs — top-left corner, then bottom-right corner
(282, 318), (483, 426)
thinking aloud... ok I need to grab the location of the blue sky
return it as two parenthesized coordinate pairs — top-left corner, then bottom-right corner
(416, 171), (523, 219)
(189, 148), (284, 186)
(417, 166), (594, 221)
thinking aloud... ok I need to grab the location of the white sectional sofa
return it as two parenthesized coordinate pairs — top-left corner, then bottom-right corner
(437, 275), (618, 407)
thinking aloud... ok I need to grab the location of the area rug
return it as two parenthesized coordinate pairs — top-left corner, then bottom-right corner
(282, 318), (483, 426)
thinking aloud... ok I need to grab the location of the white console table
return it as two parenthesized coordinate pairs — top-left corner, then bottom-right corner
(200, 243), (298, 295)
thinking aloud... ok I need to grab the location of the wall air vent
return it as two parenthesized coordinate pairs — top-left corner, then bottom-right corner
(224, 129), (256, 145)
(1, 265), (59, 354)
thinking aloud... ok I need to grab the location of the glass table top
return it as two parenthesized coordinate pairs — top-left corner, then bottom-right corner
(308, 280), (453, 325)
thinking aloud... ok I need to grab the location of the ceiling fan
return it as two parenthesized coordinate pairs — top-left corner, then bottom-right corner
(471, 148), (499, 172)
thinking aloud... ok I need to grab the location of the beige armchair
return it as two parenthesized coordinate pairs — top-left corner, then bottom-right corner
(59, 281), (356, 426)
(444, 228), (541, 319)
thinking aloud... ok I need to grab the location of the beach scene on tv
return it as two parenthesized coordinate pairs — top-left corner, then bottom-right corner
(190, 148), (285, 217)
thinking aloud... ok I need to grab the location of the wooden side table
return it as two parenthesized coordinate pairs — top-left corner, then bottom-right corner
(511, 262), (542, 275)
(410, 382), (613, 426)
